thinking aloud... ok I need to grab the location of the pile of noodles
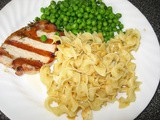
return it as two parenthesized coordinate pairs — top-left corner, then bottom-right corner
(40, 29), (141, 120)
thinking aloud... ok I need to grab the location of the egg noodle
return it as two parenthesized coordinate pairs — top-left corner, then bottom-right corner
(40, 29), (141, 120)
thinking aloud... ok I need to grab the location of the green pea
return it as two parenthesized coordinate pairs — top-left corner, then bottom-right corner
(63, 21), (68, 26)
(109, 13), (115, 19)
(97, 0), (103, 3)
(84, 13), (89, 19)
(97, 14), (102, 20)
(50, 18), (56, 23)
(117, 21), (121, 25)
(68, 7), (73, 12)
(119, 24), (124, 29)
(50, 4), (56, 9)
(35, 17), (40, 21)
(55, 32), (60, 36)
(60, 4), (64, 9)
(108, 19), (112, 23)
(63, 16), (69, 22)
(94, 11), (99, 15)
(102, 32), (107, 37)
(86, 25), (92, 29)
(107, 6), (113, 12)
(65, 25), (72, 31)
(44, 8), (50, 15)
(103, 21), (108, 26)
(113, 19), (119, 24)
(66, 12), (71, 16)
(41, 14), (47, 20)
(80, 22), (85, 27)
(71, 12), (76, 16)
(91, 0), (96, 3)
(97, 29), (102, 33)
(103, 26), (109, 31)
(104, 36), (110, 42)
(63, 8), (68, 12)
(109, 32), (114, 37)
(55, 14), (59, 19)
(77, 13), (83, 18)
(72, 23), (78, 29)
(107, 27), (112, 32)
(86, 7), (91, 12)
(40, 7), (45, 13)
(63, 1), (69, 7)
(92, 20), (97, 26)
(90, 9), (95, 14)
(98, 21), (102, 26)
(80, 8), (84, 13)
(116, 13), (122, 18)
(77, 18), (82, 24)
(87, 19), (92, 25)
(89, 14), (94, 19)
(51, 9), (56, 13)
(50, 0), (56, 6)
(79, 24), (83, 29)
(97, 25), (101, 30)
(73, 6), (78, 11)
(72, 29), (78, 35)
(92, 3), (97, 9)
(55, 21), (61, 26)
(113, 28), (117, 32)
(82, 5), (85, 9)
(99, 3), (106, 9)
(86, 28), (91, 33)
(69, 17), (74, 23)
(92, 27), (97, 32)
(57, 1), (62, 5)
(99, 8), (105, 14)
(40, 35), (47, 42)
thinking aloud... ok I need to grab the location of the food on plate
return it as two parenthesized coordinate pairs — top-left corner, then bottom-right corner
(0, 20), (64, 75)
(0, 0), (142, 119)
(40, 29), (141, 120)
(36, 0), (124, 42)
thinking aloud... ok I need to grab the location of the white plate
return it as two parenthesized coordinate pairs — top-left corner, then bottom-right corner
(0, 0), (160, 120)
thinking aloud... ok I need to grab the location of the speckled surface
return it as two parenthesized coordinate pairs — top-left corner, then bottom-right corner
(0, 0), (160, 120)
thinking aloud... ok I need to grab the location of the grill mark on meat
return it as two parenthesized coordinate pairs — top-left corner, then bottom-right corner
(2, 44), (50, 63)
(9, 36), (56, 53)
(4, 40), (55, 58)
(0, 47), (13, 58)
(12, 58), (44, 75)
(12, 58), (43, 69)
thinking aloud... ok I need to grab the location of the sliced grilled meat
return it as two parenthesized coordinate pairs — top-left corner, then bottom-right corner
(0, 20), (62, 75)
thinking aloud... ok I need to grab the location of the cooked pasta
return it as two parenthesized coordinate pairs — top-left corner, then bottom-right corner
(40, 29), (141, 120)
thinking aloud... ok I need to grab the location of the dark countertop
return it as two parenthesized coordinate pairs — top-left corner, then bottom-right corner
(0, 0), (160, 120)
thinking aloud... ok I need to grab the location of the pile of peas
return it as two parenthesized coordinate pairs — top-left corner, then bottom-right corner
(35, 0), (124, 42)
